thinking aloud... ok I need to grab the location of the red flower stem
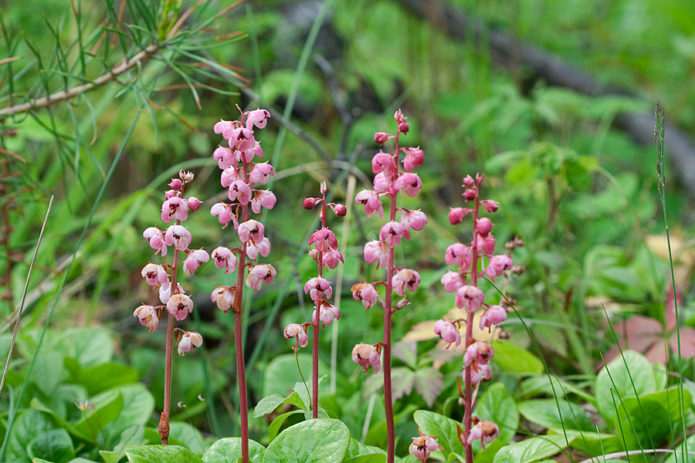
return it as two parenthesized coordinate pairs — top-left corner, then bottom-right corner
(234, 159), (251, 463)
(383, 133), (400, 463)
(463, 182), (481, 463)
(312, 192), (328, 418)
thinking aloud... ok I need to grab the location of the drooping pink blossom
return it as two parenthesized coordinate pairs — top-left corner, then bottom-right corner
(373, 172), (392, 194)
(466, 362), (491, 384)
(475, 233), (496, 256)
(304, 277), (333, 302)
(355, 190), (383, 218)
(211, 246), (236, 273)
(251, 190), (276, 214)
(134, 305), (159, 332)
(246, 264), (276, 290)
(392, 269), (420, 296)
(249, 162), (275, 185)
(313, 303), (340, 328)
(213, 147), (235, 169)
(409, 435), (440, 461)
(464, 341), (494, 367)
(441, 271), (465, 293)
(284, 323), (308, 348)
(448, 207), (472, 225)
(161, 196), (188, 223)
(237, 219), (264, 244)
(164, 225), (192, 250)
(374, 132), (393, 145)
(183, 249), (210, 276)
(177, 331), (203, 356)
(351, 283), (379, 310)
(158, 282), (184, 304)
(246, 237), (271, 260)
(245, 109), (271, 130)
(186, 197), (201, 211)
(394, 172), (422, 197)
(456, 285), (485, 312)
(480, 199), (499, 213)
(363, 240), (389, 268)
(484, 254), (513, 279)
(323, 249), (343, 270)
(445, 243), (471, 270)
(372, 151), (397, 176)
(166, 293), (194, 321)
(143, 227), (168, 256)
(379, 221), (406, 246)
(434, 319), (461, 347)
(221, 166), (242, 188)
(141, 263), (168, 287)
(402, 209), (427, 232)
(476, 217), (493, 236)
(228, 180), (252, 204)
(480, 305), (507, 330)
(352, 343), (381, 373)
(211, 286), (237, 313)
(402, 147), (424, 172)
(468, 419), (499, 450)
(309, 228), (338, 252)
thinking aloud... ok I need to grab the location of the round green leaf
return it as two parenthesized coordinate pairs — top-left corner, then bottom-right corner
(476, 383), (519, 444)
(413, 410), (465, 458)
(492, 341), (543, 375)
(27, 429), (75, 463)
(518, 399), (593, 432)
(263, 418), (350, 463)
(125, 445), (203, 463)
(493, 434), (576, 463)
(595, 350), (656, 420)
(202, 438), (265, 463)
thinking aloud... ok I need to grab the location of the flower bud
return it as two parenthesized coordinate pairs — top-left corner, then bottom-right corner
(169, 178), (183, 190)
(333, 203), (347, 217)
(179, 170), (194, 183)
(476, 217), (493, 236)
(374, 132), (392, 144)
(463, 189), (477, 201)
(187, 197), (201, 211)
(448, 207), (472, 225)
(303, 197), (317, 210)
(481, 199), (499, 213)
(462, 175), (475, 187)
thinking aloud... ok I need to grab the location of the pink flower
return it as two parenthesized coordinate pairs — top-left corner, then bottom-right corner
(313, 303), (340, 328)
(169, 178), (183, 190)
(371, 151), (397, 176)
(480, 305), (507, 330)
(441, 271), (464, 293)
(475, 233), (496, 256)
(245, 109), (271, 130)
(239, 139), (264, 162)
(186, 197), (201, 211)
(228, 180), (252, 204)
(332, 203), (347, 217)
(445, 243), (471, 270)
(158, 282), (183, 304)
(221, 167), (242, 188)
(177, 331), (203, 356)
(214, 119), (234, 136)
(467, 363), (492, 384)
(164, 225), (192, 250)
(402, 209), (427, 231)
(143, 227), (168, 256)
(374, 132), (393, 144)
(409, 435), (440, 461)
(434, 320), (461, 347)
(355, 190), (383, 218)
(183, 249), (210, 276)
(304, 277), (332, 302)
(392, 269), (420, 296)
(364, 240), (389, 268)
(468, 419), (499, 450)
(379, 221), (406, 246)
(485, 255), (513, 279)
(462, 175), (475, 187)
(210, 202), (237, 229)
(352, 283), (378, 310)
(237, 219), (264, 243)
(224, 126), (253, 145)
(167, 293), (194, 321)
(211, 246), (237, 273)
(464, 341), (494, 367)
(481, 199), (499, 213)
(246, 263), (276, 290)
(309, 228), (338, 252)
(402, 147), (424, 172)
(251, 190), (276, 214)
(373, 172), (392, 194)
(161, 196), (188, 223)
(448, 207), (472, 225)
(456, 285), (485, 312)
(246, 237), (271, 260)
(352, 343), (381, 373)
(249, 162), (275, 185)
(463, 189), (477, 201)
(476, 217), (493, 236)
(133, 305), (159, 332)
(323, 249), (343, 269)
(284, 323), (308, 348)
(394, 172), (422, 197)
(141, 263), (168, 287)
(211, 286), (237, 313)
(164, 189), (177, 200)
(213, 147), (235, 169)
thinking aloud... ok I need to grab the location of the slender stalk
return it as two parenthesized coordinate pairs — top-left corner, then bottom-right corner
(312, 195), (328, 418)
(233, 159), (251, 463)
(463, 182), (481, 463)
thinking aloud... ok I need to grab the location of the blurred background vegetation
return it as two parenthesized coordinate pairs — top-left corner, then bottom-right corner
(2, 0), (695, 461)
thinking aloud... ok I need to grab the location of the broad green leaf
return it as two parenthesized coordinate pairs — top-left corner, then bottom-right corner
(566, 431), (621, 456)
(518, 400), (593, 432)
(169, 421), (206, 454)
(263, 418), (350, 463)
(125, 445), (203, 463)
(518, 376), (566, 400)
(617, 387), (691, 450)
(58, 327), (114, 367)
(345, 438), (386, 459)
(32, 352), (65, 396)
(68, 390), (123, 442)
(263, 354), (313, 397)
(595, 350), (656, 420)
(665, 433), (695, 463)
(413, 367), (443, 407)
(99, 426), (144, 463)
(202, 437), (265, 463)
(254, 394), (286, 418)
(27, 429), (74, 463)
(413, 410), (465, 458)
(268, 410), (303, 441)
(69, 362), (139, 395)
(493, 434), (576, 463)
(492, 341), (543, 375)
(475, 440), (504, 463)
(344, 456), (387, 463)
(100, 384), (153, 447)
(476, 383), (519, 444)
(8, 410), (55, 463)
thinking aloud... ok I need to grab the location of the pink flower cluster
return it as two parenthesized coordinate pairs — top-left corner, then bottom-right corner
(209, 109), (277, 312)
(134, 170), (206, 356)
(438, 173), (512, 449)
(284, 182), (344, 349)
(351, 110), (427, 373)
(408, 434), (441, 462)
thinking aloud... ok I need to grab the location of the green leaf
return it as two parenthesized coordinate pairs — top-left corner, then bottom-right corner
(69, 362), (139, 395)
(202, 438), (265, 463)
(267, 410), (304, 442)
(263, 354), (313, 398)
(493, 434), (576, 463)
(8, 410), (55, 463)
(32, 352), (65, 396)
(475, 440), (504, 463)
(27, 429), (74, 463)
(518, 400), (593, 432)
(595, 350), (656, 420)
(413, 410), (465, 458)
(492, 341), (543, 375)
(68, 390), (123, 442)
(253, 395), (286, 418)
(100, 384), (153, 447)
(344, 456), (387, 463)
(413, 367), (443, 407)
(169, 422), (206, 454)
(58, 328), (114, 367)
(263, 419), (350, 463)
(566, 431), (621, 456)
(476, 383), (519, 444)
(617, 387), (691, 450)
(345, 438), (386, 459)
(125, 445), (203, 463)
